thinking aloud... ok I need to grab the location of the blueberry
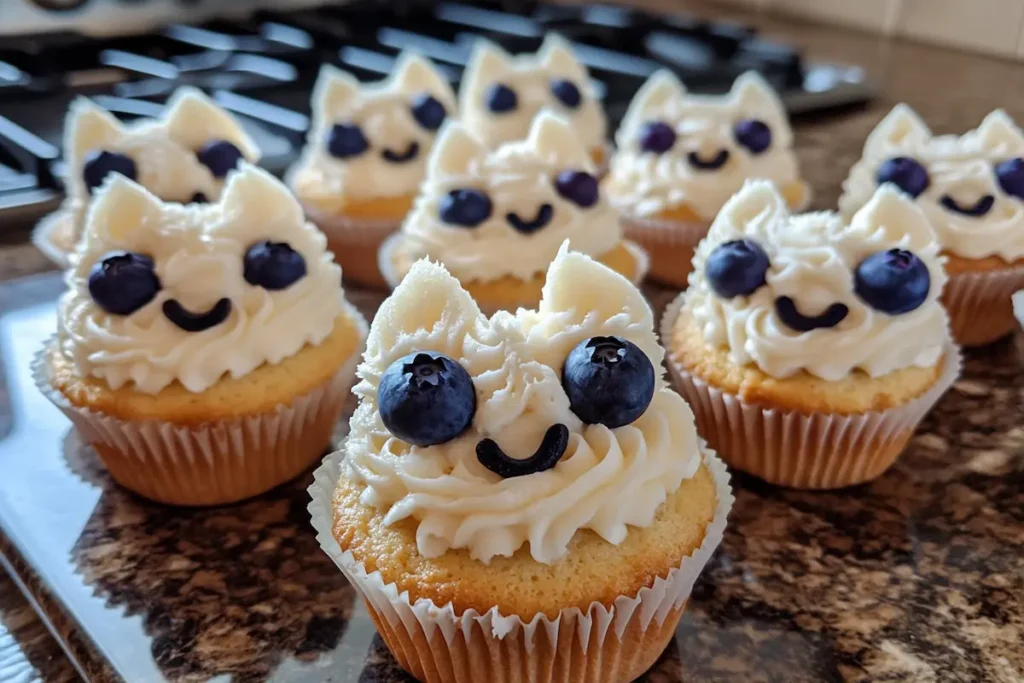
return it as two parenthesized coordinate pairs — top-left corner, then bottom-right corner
(327, 123), (369, 159)
(379, 352), (476, 446)
(854, 248), (930, 315)
(550, 79), (581, 109)
(705, 239), (770, 299)
(562, 336), (655, 428)
(243, 241), (307, 291)
(485, 83), (518, 113)
(411, 93), (447, 131)
(638, 121), (676, 154)
(88, 251), (161, 316)
(554, 170), (599, 208)
(82, 150), (136, 193)
(876, 157), (929, 198)
(189, 192), (208, 204)
(995, 157), (1024, 199)
(734, 119), (772, 154)
(439, 188), (492, 228)
(196, 140), (244, 178)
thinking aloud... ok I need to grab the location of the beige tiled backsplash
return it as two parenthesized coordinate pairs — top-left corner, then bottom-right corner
(710, 0), (1024, 59)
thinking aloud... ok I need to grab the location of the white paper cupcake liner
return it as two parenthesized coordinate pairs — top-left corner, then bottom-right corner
(31, 209), (75, 270)
(661, 292), (962, 489)
(942, 263), (1024, 347)
(308, 447), (733, 683)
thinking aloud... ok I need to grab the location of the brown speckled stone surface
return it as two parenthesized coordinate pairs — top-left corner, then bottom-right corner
(1, 5), (1023, 682)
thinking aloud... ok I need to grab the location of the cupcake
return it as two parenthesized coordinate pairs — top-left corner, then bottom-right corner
(460, 34), (609, 170)
(840, 104), (1024, 346)
(606, 71), (810, 288)
(664, 180), (960, 489)
(35, 164), (367, 506)
(379, 111), (647, 313)
(309, 242), (732, 683)
(33, 87), (260, 269)
(288, 54), (457, 289)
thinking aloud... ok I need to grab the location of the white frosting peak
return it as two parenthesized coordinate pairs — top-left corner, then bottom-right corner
(345, 243), (701, 565)
(687, 180), (950, 381)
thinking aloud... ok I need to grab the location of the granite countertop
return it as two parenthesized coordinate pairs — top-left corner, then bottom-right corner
(1, 4), (1022, 682)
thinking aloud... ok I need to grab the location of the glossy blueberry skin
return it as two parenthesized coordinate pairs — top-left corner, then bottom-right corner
(486, 83), (518, 113)
(196, 140), (244, 178)
(243, 241), (307, 291)
(88, 251), (161, 316)
(562, 336), (655, 428)
(705, 239), (770, 299)
(554, 170), (599, 208)
(995, 157), (1024, 199)
(876, 157), (930, 198)
(411, 93), (447, 131)
(379, 351), (476, 447)
(82, 150), (137, 193)
(638, 121), (676, 154)
(854, 248), (930, 315)
(327, 123), (369, 159)
(550, 79), (582, 109)
(439, 189), (492, 228)
(734, 119), (772, 154)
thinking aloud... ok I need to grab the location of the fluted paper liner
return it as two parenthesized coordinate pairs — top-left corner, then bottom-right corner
(308, 448), (733, 683)
(942, 263), (1024, 347)
(621, 215), (710, 288)
(33, 303), (368, 506)
(32, 210), (75, 270)
(661, 292), (962, 490)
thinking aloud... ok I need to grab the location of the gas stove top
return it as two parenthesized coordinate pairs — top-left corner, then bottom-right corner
(0, 0), (875, 229)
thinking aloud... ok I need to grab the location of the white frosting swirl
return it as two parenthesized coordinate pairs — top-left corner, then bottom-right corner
(608, 71), (802, 220)
(687, 181), (950, 381)
(58, 165), (345, 394)
(345, 243), (701, 565)
(839, 105), (1024, 262)
(399, 113), (622, 282)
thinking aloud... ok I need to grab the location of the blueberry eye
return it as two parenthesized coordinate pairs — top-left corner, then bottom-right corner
(876, 157), (930, 198)
(439, 188), (492, 227)
(562, 336), (655, 428)
(196, 140), (244, 178)
(327, 123), (369, 159)
(854, 248), (930, 315)
(734, 119), (772, 154)
(411, 93), (447, 131)
(243, 241), (307, 291)
(486, 83), (518, 113)
(638, 121), (676, 154)
(88, 251), (161, 315)
(82, 150), (137, 194)
(550, 79), (581, 109)
(995, 157), (1024, 199)
(706, 239), (770, 298)
(554, 170), (599, 208)
(379, 351), (476, 446)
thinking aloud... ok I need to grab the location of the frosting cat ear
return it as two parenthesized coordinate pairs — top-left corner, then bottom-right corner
(65, 98), (125, 176)
(974, 109), (1024, 155)
(538, 34), (588, 81)
(711, 179), (790, 238)
(864, 104), (931, 153)
(460, 40), (513, 108)
(312, 64), (361, 121)
(393, 53), (456, 104)
(164, 87), (260, 161)
(84, 175), (163, 245)
(526, 111), (590, 166)
(851, 184), (939, 253)
(428, 121), (489, 176)
(730, 71), (784, 114)
(617, 70), (685, 143)
(217, 163), (304, 227)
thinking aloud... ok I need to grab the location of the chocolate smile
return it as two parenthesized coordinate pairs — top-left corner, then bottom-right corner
(381, 141), (420, 164)
(688, 149), (730, 171)
(163, 298), (231, 332)
(476, 424), (570, 479)
(506, 203), (554, 234)
(775, 296), (848, 332)
(940, 194), (994, 217)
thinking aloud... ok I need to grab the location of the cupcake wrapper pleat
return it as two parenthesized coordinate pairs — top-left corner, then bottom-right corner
(307, 447), (734, 683)
(942, 264), (1024, 347)
(661, 292), (962, 490)
(621, 216), (709, 288)
(301, 201), (402, 247)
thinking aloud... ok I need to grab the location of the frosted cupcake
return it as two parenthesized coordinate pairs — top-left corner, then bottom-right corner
(33, 87), (260, 268)
(35, 165), (367, 506)
(460, 34), (609, 169)
(607, 71), (810, 288)
(379, 111), (647, 312)
(664, 181), (959, 489)
(310, 242), (732, 683)
(288, 54), (456, 288)
(840, 105), (1024, 346)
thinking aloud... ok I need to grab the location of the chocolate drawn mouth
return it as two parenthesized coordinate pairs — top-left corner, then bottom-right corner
(476, 424), (570, 479)
(940, 194), (994, 217)
(381, 141), (420, 164)
(163, 298), (231, 332)
(688, 149), (730, 171)
(506, 203), (554, 234)
(775, 296), (848, 332)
